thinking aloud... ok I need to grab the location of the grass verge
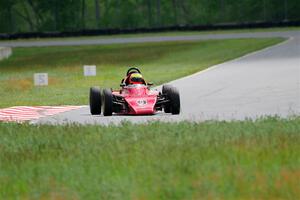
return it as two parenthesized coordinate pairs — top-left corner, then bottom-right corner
(0, 38), (284, 108)
(0, 117), (300, 199)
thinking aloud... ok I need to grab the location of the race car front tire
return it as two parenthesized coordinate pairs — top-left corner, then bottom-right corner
(168, 87), (180, 115)
(90, 87), (102, 115)
(102, 88), (113, 116)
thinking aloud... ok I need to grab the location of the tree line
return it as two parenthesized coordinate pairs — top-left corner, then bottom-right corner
(0, 0), (299, 33)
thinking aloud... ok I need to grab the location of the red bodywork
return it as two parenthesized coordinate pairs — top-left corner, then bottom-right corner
(112, 84), (159, 115)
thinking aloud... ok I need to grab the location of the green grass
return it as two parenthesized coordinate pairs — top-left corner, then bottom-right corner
(0, 117), (300, 199)
(0, 38), (284, 108)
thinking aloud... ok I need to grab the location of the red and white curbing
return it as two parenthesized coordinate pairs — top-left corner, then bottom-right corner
(0, 106), (83, 122)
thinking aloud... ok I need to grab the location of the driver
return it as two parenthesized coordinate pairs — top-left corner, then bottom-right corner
(126, 73), (146, 85)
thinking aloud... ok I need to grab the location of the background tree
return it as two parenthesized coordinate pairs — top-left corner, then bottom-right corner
(0, 0), (299, 33)
(95, 0), (101, 28)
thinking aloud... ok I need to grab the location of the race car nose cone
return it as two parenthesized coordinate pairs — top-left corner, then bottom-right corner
(126, 96), (156, 115)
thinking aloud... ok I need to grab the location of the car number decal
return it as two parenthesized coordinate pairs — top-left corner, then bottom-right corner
(137, 99), (147, 106)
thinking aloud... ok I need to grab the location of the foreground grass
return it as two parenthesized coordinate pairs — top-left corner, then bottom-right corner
(0, 38), (283, 108)
(0, 117), (300, 199)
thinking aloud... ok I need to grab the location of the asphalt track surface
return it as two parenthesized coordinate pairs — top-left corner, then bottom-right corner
(0, 31), (299, 47)
(26, 31), (300, 125)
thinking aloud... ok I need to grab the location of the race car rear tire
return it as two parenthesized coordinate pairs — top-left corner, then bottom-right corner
(102, 88), (113, 116)
(168, 87), (180, 115)
(89, 87), (102, 115)
(162, 84), (172, 113)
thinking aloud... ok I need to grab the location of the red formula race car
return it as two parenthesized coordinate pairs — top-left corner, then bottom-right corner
(89, 67), (180, 116)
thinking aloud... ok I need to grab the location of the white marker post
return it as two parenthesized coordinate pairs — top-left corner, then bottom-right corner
(84, 65), (97, 76)
(34, 73), (48, 86)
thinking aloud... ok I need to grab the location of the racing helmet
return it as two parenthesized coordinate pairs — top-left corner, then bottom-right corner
(128, 73), (145, 84)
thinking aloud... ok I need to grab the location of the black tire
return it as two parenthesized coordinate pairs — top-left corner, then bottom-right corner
(162, 85), (172, 113)
(102, 88), (113, 116)
(168, 87), (180, 115)
(89, 87), (102, 115)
